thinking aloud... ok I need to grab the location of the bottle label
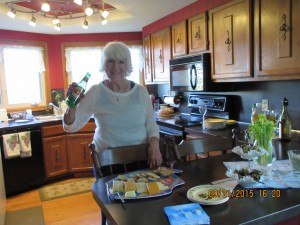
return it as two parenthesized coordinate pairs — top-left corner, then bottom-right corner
(279, 119), (291, 141)
(66, 86), (84, 108)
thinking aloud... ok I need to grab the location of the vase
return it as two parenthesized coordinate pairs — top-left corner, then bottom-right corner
(257, 139), (274, 166)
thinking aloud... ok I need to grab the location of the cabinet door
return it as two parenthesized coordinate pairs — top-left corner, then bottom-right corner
(43, 136), (68, 178)
(67, 133), (93, 172)
(172, 20), (187, 58)
(143, 35), (152, 83)
(210, 0), (252, 80)
(151, 27), (171, 82)
(254, 0), (300, 79)
(188, 12), (208, 54)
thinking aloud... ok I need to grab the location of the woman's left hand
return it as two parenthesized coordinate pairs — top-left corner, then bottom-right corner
(148, 137), (162, 168)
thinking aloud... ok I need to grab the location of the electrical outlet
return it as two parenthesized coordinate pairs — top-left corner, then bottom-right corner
(262, 99), (269, 111)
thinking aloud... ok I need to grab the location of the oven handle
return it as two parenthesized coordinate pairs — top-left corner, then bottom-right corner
(190, 64), (197, 90)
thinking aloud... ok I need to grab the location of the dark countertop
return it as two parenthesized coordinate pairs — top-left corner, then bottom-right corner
(0, 118), (63, 133)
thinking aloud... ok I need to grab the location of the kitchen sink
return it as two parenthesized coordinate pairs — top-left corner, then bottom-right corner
(35, 115), (62, 121)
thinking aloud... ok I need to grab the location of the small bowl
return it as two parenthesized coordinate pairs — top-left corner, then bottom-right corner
(288, 150), (300, 174)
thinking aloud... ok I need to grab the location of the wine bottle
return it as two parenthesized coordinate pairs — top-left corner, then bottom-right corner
(251, 103), (258, 124)
(278, 97), (291, 142)
(66, 72), (91, 108)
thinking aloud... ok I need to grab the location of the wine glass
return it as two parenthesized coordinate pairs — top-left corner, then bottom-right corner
(199, 105), (207, 129)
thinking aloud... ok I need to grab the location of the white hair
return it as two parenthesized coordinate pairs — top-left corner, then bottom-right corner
(99, 42), (133, 76)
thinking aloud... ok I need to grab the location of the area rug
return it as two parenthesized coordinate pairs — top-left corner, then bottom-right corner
(39, 178), (96, 202)
(5, 206), (45, 225)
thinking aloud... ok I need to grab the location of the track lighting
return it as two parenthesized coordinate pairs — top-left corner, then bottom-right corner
(54, 23), (61, 31)
(82, 19), (88, 29)
(74, 0), (83, 6)
(5, 1), (112, 29)
(41, 1), (50, 12)
(85, 5), (93, 16)
(7, 9), (16, 19)
(29, 16), (36, 27)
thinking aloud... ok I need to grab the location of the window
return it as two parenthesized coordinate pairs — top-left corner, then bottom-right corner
(64, 44), (143, 91)
(0, 42), (50, 111)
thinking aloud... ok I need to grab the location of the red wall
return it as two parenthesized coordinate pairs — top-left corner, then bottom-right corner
(0, 0), (231, 89)
(0, 30), (142, 89)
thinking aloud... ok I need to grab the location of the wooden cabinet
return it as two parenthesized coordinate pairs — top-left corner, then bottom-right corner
(42, 126), (68, 178)
(188, 12), (208, 54)
(143, 35), (152, 83)
(67, 133), (94, 172)
(151, 27), (171, 82)
(209, 0), (252, 81)
(172, 21), (187, 58)
(254, 0), (300, 80)
(42, 122), (95, 178)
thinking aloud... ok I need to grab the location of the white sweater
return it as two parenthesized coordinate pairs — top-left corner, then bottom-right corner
(63, 82), (159, 151)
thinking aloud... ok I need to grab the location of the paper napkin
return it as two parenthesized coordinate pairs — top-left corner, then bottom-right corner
(164, 203), (210, 225)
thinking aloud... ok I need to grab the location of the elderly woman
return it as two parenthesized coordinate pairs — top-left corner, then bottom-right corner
(63, 41), (162, 168)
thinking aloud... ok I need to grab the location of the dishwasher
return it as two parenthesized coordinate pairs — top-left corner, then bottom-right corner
(0, 126), (46, 197)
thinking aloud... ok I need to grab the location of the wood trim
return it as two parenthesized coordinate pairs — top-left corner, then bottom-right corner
(61, 40), (142, 93)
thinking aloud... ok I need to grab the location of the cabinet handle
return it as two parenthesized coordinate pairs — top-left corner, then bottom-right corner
(194, 26), (200, 40)
(83, 147), (87, 159)
(225, 30), (231, 52)
(176, 32), (181, 45)
(279, 14), (289, 41)
(159, 49), (163, 63)
(55, 150), (60, 162)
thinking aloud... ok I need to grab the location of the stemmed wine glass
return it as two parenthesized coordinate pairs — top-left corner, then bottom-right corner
(199, 105), (207, 129)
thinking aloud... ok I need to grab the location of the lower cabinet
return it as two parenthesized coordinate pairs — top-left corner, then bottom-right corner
(42, 122), (95, 179)
(67, 133), (94, 172)
(43, 135), (68, 178)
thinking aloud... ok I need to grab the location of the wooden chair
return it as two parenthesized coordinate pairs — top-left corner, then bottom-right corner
(168, 136), (233, 163)
(89, 140), (175, 225)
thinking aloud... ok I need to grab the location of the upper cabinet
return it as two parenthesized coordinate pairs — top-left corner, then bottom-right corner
(254, 0), (300, 80)
(209, 0), (252, 81)
(188, 12), (208, 54)
(150, 27), (171, 82)
(172, 21), (188, 58)
(143, 35), (152, 83)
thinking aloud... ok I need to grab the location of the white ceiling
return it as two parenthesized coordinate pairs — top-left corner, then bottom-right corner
(0, 0), (197, 34)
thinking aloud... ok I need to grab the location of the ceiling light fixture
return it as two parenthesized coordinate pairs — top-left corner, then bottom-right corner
(74, 0), (83, 6)
(54, 23), (61, 31)
(29, 15), (36, 27)
(82, 18), (88, 29)
(7, 8), (16, 19)
(5, 1), (113, 29)
(41, 0), (51, 12)
(85, 5), (94, 16)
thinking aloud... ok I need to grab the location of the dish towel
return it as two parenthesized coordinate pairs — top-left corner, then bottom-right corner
(18, 131), (32, 158)
(164, 203), (210, 225)
(2, 133), (21, 159)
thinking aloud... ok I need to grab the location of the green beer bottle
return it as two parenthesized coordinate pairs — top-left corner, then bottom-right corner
(66, 72), (91, 108)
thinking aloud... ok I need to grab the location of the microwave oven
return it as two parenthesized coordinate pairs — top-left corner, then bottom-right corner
(170, 53), (219, 92)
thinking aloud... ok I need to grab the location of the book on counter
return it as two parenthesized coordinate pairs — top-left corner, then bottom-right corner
(164, 203), (210, 225)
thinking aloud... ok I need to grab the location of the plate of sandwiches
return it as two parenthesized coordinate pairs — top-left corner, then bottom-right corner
(106, 167), (185, 200)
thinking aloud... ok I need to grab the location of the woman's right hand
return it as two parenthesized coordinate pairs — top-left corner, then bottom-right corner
(66, 82), (83, 97)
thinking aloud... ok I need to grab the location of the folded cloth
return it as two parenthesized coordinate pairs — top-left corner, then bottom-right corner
(18, 131), (32, 158)
(2, 133), (21, 159)
(164, 203), (210, 225)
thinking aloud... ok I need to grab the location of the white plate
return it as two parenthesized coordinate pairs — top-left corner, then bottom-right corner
(187, 184), (229, 205)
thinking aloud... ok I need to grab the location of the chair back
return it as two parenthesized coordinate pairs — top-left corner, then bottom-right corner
(89, 137), (177, 179)
(171, 137), (233, 162)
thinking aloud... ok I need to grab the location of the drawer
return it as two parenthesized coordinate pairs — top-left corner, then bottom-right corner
(42, 125), (65, 137)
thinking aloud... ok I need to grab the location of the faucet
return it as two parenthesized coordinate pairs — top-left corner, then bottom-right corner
(49, 102), (62, 115)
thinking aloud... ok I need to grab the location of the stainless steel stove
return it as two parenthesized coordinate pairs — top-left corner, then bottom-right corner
(175, 94), (230, 127)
